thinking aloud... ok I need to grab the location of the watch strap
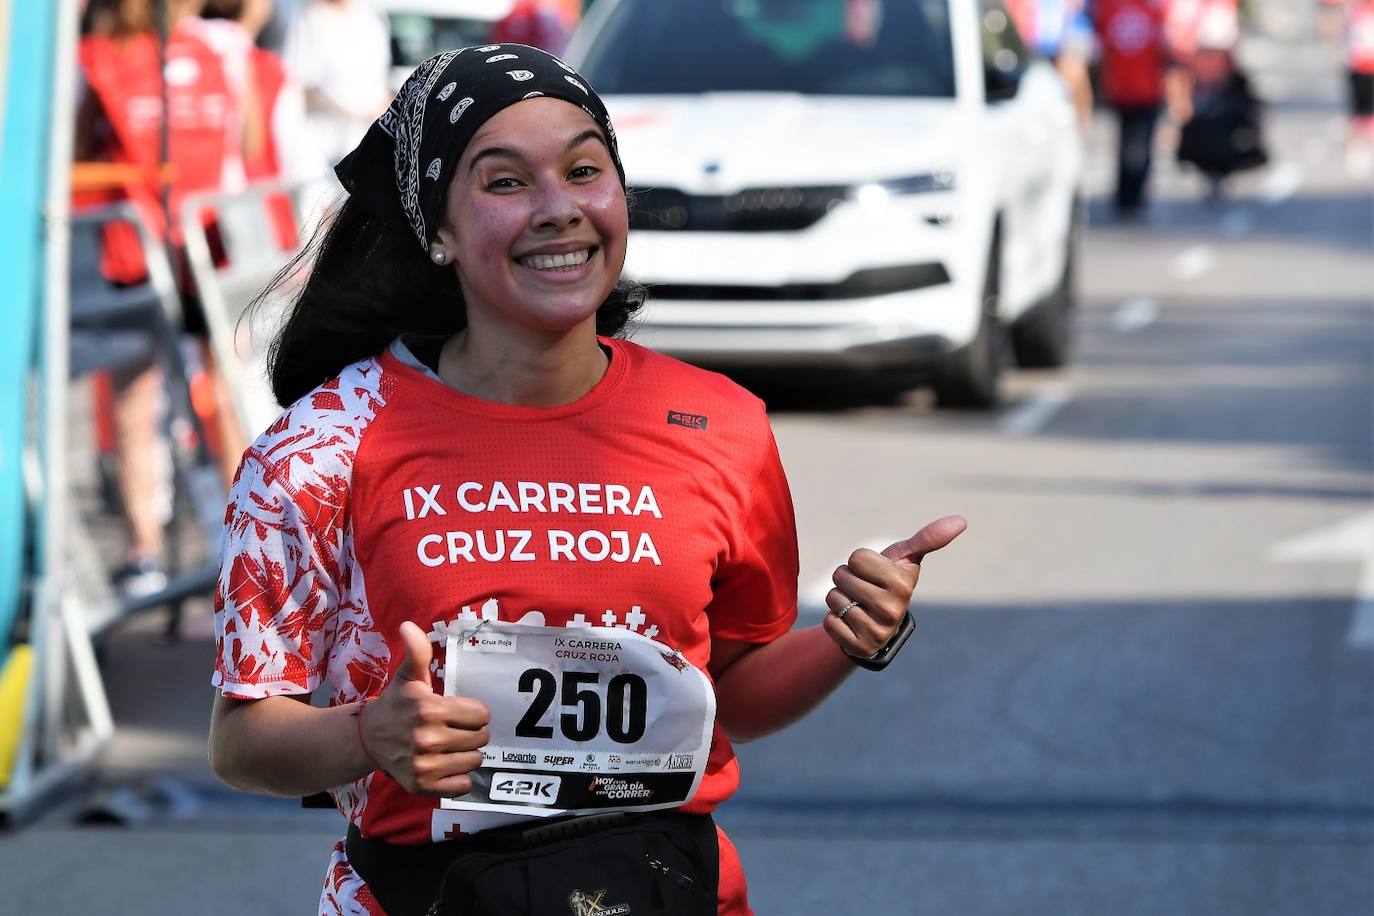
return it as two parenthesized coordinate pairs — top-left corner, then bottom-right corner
(847, 610), (915, 671)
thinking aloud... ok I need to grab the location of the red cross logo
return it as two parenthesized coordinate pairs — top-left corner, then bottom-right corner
(469, 636), (479, 647)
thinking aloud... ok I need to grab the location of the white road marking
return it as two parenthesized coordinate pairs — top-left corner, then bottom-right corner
(1172, 245), (1216, 281)
(1111, 296), (1159, 333)
(1269, 510), (1374, 649)
(1259, 161), (1304, 206)
(999, 380), (1074, 436)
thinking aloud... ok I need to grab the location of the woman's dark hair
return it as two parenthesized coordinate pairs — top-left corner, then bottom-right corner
(260, 195), (645, 407)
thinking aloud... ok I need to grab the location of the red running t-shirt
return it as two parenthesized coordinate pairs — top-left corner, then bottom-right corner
(1094, 0), (1170, 108)
(212, 337), (798, 915)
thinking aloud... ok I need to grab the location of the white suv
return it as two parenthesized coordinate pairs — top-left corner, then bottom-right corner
(566, 0), (1083, 406)
(380, 0), (515, 91)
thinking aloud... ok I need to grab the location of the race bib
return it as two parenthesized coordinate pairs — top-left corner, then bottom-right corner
(441, 623), (715, 817)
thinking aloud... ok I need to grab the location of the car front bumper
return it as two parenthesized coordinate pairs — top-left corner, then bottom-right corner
(620, 198), (982, 368)
(629, 266), (979, 369)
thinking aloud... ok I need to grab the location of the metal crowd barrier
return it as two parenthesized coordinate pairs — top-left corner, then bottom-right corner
(2, 199), (225, 824)
(67, 201), (226, 634)
(180, 178), (334, 443)
(2, 176), (331, 824)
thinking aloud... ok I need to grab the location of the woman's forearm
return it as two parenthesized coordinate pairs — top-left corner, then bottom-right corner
(712, 626), (858, 743)
(209, 694), (375, 797)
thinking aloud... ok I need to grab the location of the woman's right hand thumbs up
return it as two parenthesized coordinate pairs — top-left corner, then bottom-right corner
(358, 620), (491, 796)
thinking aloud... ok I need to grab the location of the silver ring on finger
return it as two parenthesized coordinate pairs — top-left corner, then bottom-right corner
(834, 598), (861, 621)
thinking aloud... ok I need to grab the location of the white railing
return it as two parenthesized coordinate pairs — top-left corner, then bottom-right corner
(180, 178), (337, 442)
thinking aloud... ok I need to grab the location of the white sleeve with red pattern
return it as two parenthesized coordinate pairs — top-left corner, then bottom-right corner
(213, 450), (341, 698)
(211, 360), (389, 699)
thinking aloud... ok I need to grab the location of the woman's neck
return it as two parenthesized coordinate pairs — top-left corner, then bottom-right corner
(436, 326), (609, 408)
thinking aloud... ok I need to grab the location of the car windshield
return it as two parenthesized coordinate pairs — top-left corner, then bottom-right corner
(578, 0), (955, 98)
(389, 14), (496, 69)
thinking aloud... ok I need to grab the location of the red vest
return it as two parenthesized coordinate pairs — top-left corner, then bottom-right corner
(78, 28), (230, 283)
(1095, 0), (1169, 107)
(243, 48), (283, 182)
(245, 48), (299, 250)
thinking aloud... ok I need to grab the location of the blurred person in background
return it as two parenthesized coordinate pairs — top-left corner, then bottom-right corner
(488, 0), (572, 54)
(202, 0), (283, 185)
(182, 0), (257, 195)
(207, 43), (965, 916)
(1163, 0), (1236, 60)
(201, 0), (326, 241)
(75, 0), (231, 285)
(1090, 0), (1186, 215)
(546, 0), (582, 26)
(1005, 0), (1096, 129)
(283, 0), (391, 166)
(246, 3), (329, 186)
(1173, 3), (1267, 202)
(74, 0), (235, 595)
(1343, 0), (1374, 173)
(179, 0), (264, 473)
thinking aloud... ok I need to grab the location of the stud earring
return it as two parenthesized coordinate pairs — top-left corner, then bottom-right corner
(431, 249), (447, 265)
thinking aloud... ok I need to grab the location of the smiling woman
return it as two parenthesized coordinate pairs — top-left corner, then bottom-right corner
(212, 41), (964, 916)
(259, 48), (643, 408)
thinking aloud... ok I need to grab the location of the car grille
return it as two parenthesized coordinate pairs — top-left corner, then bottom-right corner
(628, 185), (850, 232)
(644, 262), (950, 301)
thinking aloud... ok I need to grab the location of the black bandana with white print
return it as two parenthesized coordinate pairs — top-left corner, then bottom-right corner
(335, 43), (625, 249)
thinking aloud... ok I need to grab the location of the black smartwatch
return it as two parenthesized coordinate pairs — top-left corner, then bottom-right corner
(846, 611), (915, 671)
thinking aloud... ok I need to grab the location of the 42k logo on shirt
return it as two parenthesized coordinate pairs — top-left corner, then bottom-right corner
(666, 409), (708, 430)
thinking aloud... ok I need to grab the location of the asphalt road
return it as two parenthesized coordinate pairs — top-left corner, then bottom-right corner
(3, 10), (1371, 916)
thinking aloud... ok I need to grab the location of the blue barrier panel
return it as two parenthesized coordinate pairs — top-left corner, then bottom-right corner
(0, 2), (58, 665)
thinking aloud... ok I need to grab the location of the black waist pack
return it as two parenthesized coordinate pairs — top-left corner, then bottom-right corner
(346, 811), (719, 916)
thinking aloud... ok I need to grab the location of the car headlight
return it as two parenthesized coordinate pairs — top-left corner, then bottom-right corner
(850, 171), (957, 206)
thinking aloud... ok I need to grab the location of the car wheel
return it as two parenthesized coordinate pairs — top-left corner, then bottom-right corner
(933, 233), (1005, 409)
(1011, 207), (1079, 369)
